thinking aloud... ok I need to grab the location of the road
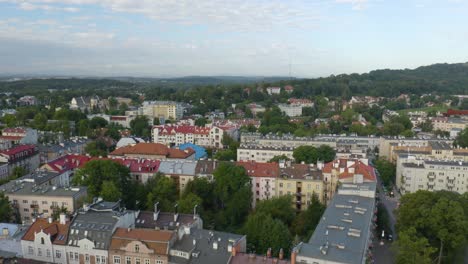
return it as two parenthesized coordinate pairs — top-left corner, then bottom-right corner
(373, 167), (400, 264)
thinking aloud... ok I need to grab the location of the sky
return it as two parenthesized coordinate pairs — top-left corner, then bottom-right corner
(0, 0), (468, 77)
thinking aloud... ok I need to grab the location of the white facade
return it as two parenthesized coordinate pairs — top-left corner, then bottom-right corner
(152, 125), (224, 148)
(398, 159), (468, 194)
(237, 146), (294, 162)
(278, 104), (303, 117)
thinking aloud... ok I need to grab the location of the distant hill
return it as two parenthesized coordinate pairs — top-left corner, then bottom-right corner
(109, 76), (295, 85)
(282, 62), (468, 97)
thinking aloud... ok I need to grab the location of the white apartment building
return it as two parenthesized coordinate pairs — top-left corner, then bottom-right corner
(139, 101), (184, 120)
(278, 104), (303, 117)
(237, 145), (294, 162)
(152, 125), (224, 148)
(431, 117), (467, 132)
(398, 158), (468, 194)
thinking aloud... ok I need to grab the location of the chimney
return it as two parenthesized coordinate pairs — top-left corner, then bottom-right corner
(291, 249), (297, 264)
(174, 203), (179, 222)
(2, 227), (9, 237)
(59, 213), (67, 225)
(231, 245), (236, 256)
(193, 204), (198, 219)
(267, 248), (272, 258)
(48, 217), (53, 224)
(279, 248), (284, 260)
(153, 202), (160, 221)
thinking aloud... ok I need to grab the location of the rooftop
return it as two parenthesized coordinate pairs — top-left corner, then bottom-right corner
(110, 143), (194, 159)
(136, 211), (199, 230)
(22, 218), (70, 245)
(279, 163), (323, 181)
(0, 179), (86, 197)
(158, 160), (197, 175)
(110, 228), (174, 255)
(236, 161), (279, 178)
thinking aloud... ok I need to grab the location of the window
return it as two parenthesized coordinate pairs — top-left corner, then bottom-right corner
(114, 256), (121, 264)
(145, 259), (150, 264)
(24, 208), (29, 212)
(28, 246), (34, 255)
(56, 250), (61, 258)
(46, 249), (51, 257)
(101, 256), (107, 264)
(23, 200), (28, 204)
(135, 244), (140, 253)
(69, 252), (73, 261)
(37, 248), (42, 256)
(126, 256), (132, 264)
(135, 258), (141, 264)
(85, 254), (90, 263)
(74, 252), (78, 261)
(41, 237), (45, 244)
(156, 261), (163, 264)
(96, 256), (102, 264)
(42, 201), (48, 205)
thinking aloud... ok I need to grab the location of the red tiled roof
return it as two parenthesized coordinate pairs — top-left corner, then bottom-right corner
(22, 218), (70, 245)
(154, 125), (211, 135)
(0, 144), (36, 156)
(110, 143), (194, 159)
(236, 161), (279, 178)
(445, 109), (468, 116)
(2, 127), (27, 134)
(288, 98), (312, 105)
(0, 135), (23, 141)
(322, 159), (376, 181)
(87, 156), (161, 173)
(110, 228), (173, 255)
(45, 154), (91, 173)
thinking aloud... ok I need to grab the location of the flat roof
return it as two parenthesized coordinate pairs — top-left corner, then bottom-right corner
(295, 182), (376, 264)
(0, 180), (86, 197)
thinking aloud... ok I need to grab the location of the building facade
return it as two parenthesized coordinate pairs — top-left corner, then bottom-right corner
(152, 125), (224, 148)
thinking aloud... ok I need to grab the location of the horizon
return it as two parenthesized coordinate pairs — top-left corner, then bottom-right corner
(1, 1), (468, 77)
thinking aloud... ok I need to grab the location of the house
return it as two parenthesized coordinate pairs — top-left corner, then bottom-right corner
(20, 215), (70, 264)
(0, 127), (38, 148)
(70, 96), (103, 112)
(38, 138), (89, 163)
(17, 96), (38, 107)
(284, 85), (294, 93)
(0, 145), (40, 178)
(194, 159), (222, 181)
(108, 228), (175, 264)
(66, 199), (135, 264)
(157, 160), (197, 193)
(288, 98), (313, 108)
(109, 143), (195, 160)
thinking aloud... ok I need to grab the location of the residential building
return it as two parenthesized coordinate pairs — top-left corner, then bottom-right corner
(194, 159), (221, 181)
(229, 251), (290, 264)
(108, 228), (175, 264)
(266, 87), (281, 95)
(0, 145), (40, 178)
(236, 161), (279, 208)
(110, 115), (136, 128)
(292, 182), (377, 264)
(135, 203), (203, 231)
(0, 127), (38, 147)
(38, 137), (89, 163)
(397, 158), (468, 195)
(70, 96), (103, 112)
(109, 143), (195, 160)
(0, 223), (28, 258)
(288, 98), (313, 107)
(378, 137), (452, 161)
(382, 109), (399, 122)
(17, 96), (38, 107)
(278, 104), (302, 117)
(66, 200), (135, 264)
(247, 103), (266, 117)
(284, 85), (294, 93)
(322, 159), (376, 204)
(237, 145), (294, 163)
(41, 154), (91, 177)
(0, 162), (8, 180)
(21, 215), (70, 264)
(431, 117), (468, 133)
(158, 160), (197, 192)
(276, 162), (324, 211)
(139, 101), (184, 121)
(168, 228), (247, 264)
(152, 125), (224, 148)
(0, 178), (87, 223)
(116, 137), (145, 149)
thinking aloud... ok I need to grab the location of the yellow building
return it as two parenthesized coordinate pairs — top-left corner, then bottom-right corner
(276, 163), (324, 211)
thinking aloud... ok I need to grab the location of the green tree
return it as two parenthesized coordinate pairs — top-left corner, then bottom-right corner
(100, 180), (122, 202)
(73, 160), (135, 207)
(84, 140), (108, 157)
(145, 173), (178, 212)
(375, 158), (396, 187)
(292, 194), (325, 240)
(317, 145), (336, 163)
(2, 114), (17, 127)
(178, 193), (203, 214)
(78, 119), (90, 136)
(108, 97), (118, 110)
(130, 115), (150, 137)
(0, 192), (12, 222)
(293, 145), (335, 164)
(255, 196), (296, 226)
(11, 166), (27, 178)
(89, 117), (108, 129)
(51, 205), (69, 221)
(269, 155), (290, 163)
(418, 120), (433, 132)
(33, 112), (48, 130)
(242, 212), (292, 257)
(394, 227), (437, 264)
(195, 117), (207, 127)
(454, 127), (468, 148)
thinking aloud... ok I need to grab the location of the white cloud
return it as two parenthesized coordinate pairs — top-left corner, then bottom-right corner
(17, 1), (80, 12)
(336, 0), (369, 10)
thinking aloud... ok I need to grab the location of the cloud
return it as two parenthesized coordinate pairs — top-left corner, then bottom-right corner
(17, 2), (80, 12)
(336, 0), (369, 10)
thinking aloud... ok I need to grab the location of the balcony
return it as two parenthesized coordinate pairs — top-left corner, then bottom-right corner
(30, 204), (39, 209)
(427, 174), (435, 180)
(447, 182), (455, 188)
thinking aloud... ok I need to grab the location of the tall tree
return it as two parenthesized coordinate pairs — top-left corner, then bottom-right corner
(454, 127), (468, 148)
(130, 115), (150, 137)
(0, 192), (12, 222)
(394, 227), (436, 264)
(145, 174), (178, 212)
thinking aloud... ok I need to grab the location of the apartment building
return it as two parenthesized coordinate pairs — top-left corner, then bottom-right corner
(66, 200), (135, 264)
(139, 101), (184, 121)
(158, 160), (197, 193)
(152, 125), (224, 148)
(278, 104), (303, 117)
(322, 158), (376, 204)
(237, 145), (294, 162)
(0, 144), (40, 177)
(135, 203), (203, 231)
(431, 117), (468, 133)
(21, 215), (70, 264)
(292, 182), (377, 264)
(288, 98), (313, 107)
(109, 228), (175, 264)
(277, 162), (324, 211)
(0, 127), (38, 146)
(0, 179), (87, 223)
(236, 161), (279, 208)
(397, 159), (468, 195)
(109, 143), (195, 160)
(266, 87), (281, 95)
(378, 136), (452, 160)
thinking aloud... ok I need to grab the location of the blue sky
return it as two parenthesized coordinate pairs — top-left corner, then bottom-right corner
(0, 0), (467, 77)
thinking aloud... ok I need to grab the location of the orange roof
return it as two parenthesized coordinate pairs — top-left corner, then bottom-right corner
(236, 161), (279, 178)
(110, 143), (194, 159)
(110, 228), (174, 255)
(22, 218), (70, 245)
(322, 159), (376, 181)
